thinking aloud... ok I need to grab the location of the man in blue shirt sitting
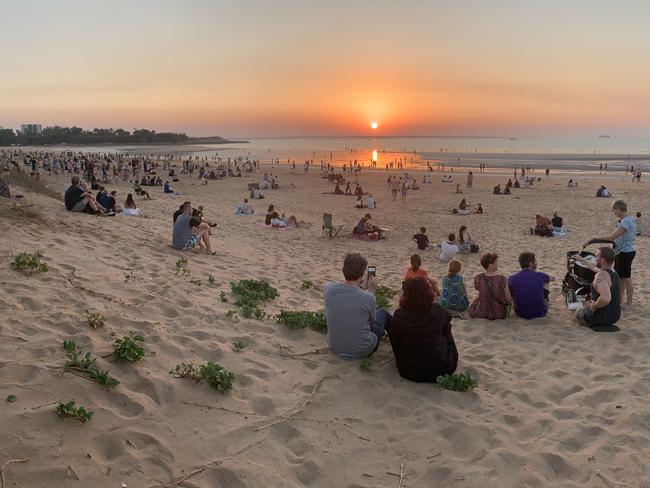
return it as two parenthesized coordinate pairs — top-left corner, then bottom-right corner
(508, 252), (555, 319)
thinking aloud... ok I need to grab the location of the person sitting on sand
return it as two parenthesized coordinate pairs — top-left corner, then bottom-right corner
(468, 253), (512, 320)
(503, 185), (511, 195)
(596, 185), (610, 197)
(133, 182), (152, 200)
(413, 226), (429, 250)
(573, 246), (621, 329)
(122, 193), (143, 217)
(265, 204), (275, 225)
(355, 194), (366, 208)
(551, 211), (563, 229)
(354, 183), (364, 197)
(453, 198), (471, 215)
(439, 233), (459, 261)
(514, 180), (520, 189)
(270, 211), (299, 228)
(164, 181), (175, 194)
(103, 190), (119, 214)
(173, 203), (186, 224)
(455, 184), (463, 194)
(411, 181), (420, 190)
(64, 175), (103, 214)
(475, 203), (483, 214)
(345, 182), (352, 195)
(404, 254), (428, 281)
(353, 215), (382, 239)
(506, 179), (513, 188)
(366, 193), (376, 209)
(193, 205), (217, 228)
(457, 225), (478, 254)
(531, 214), (553, 237)
(334, 182), (344, 195)
(508, 252), (554, 319)
(493, 184), (502, 195)
(235, 198), (255, 215)
(438, 259), (469, 312)
(388, 277), (458, 382)
(324, 253), (392, 359)
(172, 201), (215, 255)
(270, 212), (287, 228)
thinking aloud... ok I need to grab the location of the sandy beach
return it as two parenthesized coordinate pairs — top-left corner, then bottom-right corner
(1, 160), (649, 488)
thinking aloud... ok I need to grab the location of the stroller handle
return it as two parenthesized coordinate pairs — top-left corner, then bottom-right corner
(582, 238), (615, 249)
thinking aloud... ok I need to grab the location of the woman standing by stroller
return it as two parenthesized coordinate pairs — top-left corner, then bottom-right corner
(586, 200), (636, 307)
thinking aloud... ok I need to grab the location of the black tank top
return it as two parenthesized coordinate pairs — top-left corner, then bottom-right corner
(592, 269), (621, 325)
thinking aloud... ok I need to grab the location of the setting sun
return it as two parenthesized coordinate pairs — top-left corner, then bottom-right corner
(370, 121), (379, 130)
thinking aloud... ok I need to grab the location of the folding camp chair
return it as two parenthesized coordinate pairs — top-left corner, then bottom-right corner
(322, 213), (343, 239)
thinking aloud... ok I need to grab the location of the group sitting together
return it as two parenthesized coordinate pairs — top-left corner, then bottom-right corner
(530, 212), (563, 237)
(323, 245), (620, 382)
(140, 175), (163, 186)
(264, 204), (298, 228)
(596, 186), (611, 197)
(171, 201), (216, 255)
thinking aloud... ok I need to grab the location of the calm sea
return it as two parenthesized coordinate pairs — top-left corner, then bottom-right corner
(16, 136), (650, 170)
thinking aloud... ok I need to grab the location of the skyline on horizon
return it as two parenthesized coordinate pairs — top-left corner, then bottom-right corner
(1, 0), (649, 138)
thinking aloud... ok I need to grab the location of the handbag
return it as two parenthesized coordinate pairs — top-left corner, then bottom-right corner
(483, 274), (511, 318)
(470, 242), (480, 253)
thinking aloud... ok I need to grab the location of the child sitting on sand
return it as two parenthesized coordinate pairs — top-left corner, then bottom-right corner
(413, 226), (429, 250)
(438, 259), (469, 312)
(404, 254), (428, 281)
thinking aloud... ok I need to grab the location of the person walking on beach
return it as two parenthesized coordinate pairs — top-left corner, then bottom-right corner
(390, 176), (399, 201)
(573, 247), (621, 329)
(586, 199), (636, 307)
(324, 253), (392, 359)
(400, 181), (408, 203)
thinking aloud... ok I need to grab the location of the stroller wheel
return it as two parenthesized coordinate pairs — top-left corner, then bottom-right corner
(565, 290), (577, 305)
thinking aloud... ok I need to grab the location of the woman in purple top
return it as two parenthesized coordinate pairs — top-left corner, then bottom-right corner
(508, 252), (554, 319)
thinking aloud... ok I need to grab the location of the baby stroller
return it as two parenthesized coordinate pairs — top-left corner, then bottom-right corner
(562, 240), (614, 309)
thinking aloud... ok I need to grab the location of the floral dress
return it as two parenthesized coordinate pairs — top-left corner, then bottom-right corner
(469, 273), (508, 320)
(438, 275), (469, 312)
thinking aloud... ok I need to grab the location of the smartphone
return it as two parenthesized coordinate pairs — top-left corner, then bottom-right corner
(367, 266), (376, 277)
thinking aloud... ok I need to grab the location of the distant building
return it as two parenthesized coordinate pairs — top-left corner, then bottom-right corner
(20, 124), (42, 135)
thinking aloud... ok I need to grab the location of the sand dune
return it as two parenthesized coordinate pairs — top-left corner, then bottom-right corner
(1, 165), (649, 487)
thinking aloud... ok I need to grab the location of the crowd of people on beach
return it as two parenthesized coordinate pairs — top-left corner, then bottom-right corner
(2, 148), (644, 385)
(323, 193), (638, 382)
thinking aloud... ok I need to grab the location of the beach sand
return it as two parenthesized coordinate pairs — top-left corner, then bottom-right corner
(1, 165), (649, 487)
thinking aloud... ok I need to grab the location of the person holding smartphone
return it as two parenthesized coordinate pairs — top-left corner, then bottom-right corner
(324, 253), (391, 359)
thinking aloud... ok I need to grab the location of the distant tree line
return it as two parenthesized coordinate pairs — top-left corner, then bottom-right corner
(0, 126), (189, 146)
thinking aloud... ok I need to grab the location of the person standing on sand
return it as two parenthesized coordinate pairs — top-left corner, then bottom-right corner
(400, 181), (408, 203)
(324, 253), (392, 360)
(467, 171), (473, 188)
(390, 176), (399, 201)
(586, 199), (636, 307)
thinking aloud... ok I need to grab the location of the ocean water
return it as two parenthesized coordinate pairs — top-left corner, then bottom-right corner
(14, 136), (650, 170)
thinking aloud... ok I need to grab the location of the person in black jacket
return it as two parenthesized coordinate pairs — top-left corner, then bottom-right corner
(388, 277), (458, 382)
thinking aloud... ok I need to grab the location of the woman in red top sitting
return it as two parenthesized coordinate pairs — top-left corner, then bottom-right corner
(404, 254), (440, 294)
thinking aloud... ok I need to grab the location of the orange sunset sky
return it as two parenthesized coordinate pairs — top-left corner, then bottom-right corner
(1, 0), (649, 137)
